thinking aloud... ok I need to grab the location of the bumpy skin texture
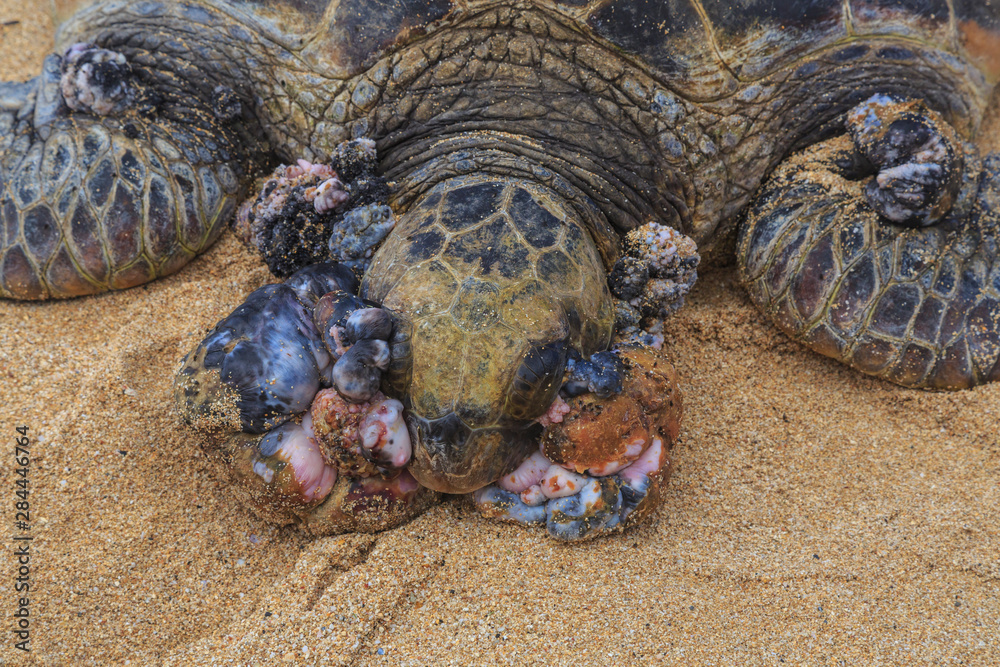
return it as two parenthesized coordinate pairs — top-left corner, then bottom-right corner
(738, 103), (1000, 389)
(9, 1), (1000, 537)
(0, 12), (261, 298)
(474, 344), (682, 541)
(174, 263), (439, 532)
(3, 0), (999, 385)
(232, 142), (392, 277)
(174, 263), (356, 438)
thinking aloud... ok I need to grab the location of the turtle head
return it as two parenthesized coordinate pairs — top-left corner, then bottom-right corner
(361, 174), (615, 493)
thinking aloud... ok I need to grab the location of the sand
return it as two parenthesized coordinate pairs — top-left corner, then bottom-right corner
(1, 4), (998, 665)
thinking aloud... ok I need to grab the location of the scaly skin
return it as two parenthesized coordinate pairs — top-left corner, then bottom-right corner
(0, 2), (282, 297)
(738, 110), (1000, 389)
(5, 1), (1000, 537)
(3, 3), (996, 379)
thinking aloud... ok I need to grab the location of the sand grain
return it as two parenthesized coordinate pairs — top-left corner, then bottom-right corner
(1, 5), (998, 665)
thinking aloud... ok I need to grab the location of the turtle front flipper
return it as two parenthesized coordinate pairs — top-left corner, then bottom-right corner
(0, 40), (254, 299)
(739, 94), (1000, 389)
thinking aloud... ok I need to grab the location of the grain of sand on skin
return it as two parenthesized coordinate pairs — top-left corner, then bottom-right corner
(1, 4), (999, 664)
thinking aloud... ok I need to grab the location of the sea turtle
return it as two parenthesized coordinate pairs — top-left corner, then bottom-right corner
(3, 0), (999, 539)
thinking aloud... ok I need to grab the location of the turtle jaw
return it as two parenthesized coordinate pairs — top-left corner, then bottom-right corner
(404, 413), (541, 495)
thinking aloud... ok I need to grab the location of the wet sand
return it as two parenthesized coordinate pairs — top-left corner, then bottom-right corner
(1, 4), (998, 664)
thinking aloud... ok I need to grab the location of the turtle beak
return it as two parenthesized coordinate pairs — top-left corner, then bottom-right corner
(405, 412), (541, 494)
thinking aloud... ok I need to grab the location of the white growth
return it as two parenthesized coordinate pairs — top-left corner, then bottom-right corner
(359, 397), (412, 469)
(60, 43), (131, 115)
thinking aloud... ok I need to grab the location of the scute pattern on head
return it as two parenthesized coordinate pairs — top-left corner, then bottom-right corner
(365, 175), (611, 420)
(361, 174), (613, 492)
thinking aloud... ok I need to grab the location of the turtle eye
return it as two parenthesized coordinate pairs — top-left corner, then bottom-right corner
(504, 341), (568, 422)
(382, 311), (413, 399)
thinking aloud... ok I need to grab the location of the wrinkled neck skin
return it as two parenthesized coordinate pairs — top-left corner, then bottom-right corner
(61, 1), (992, 261)
(54, 1), (273, 164)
